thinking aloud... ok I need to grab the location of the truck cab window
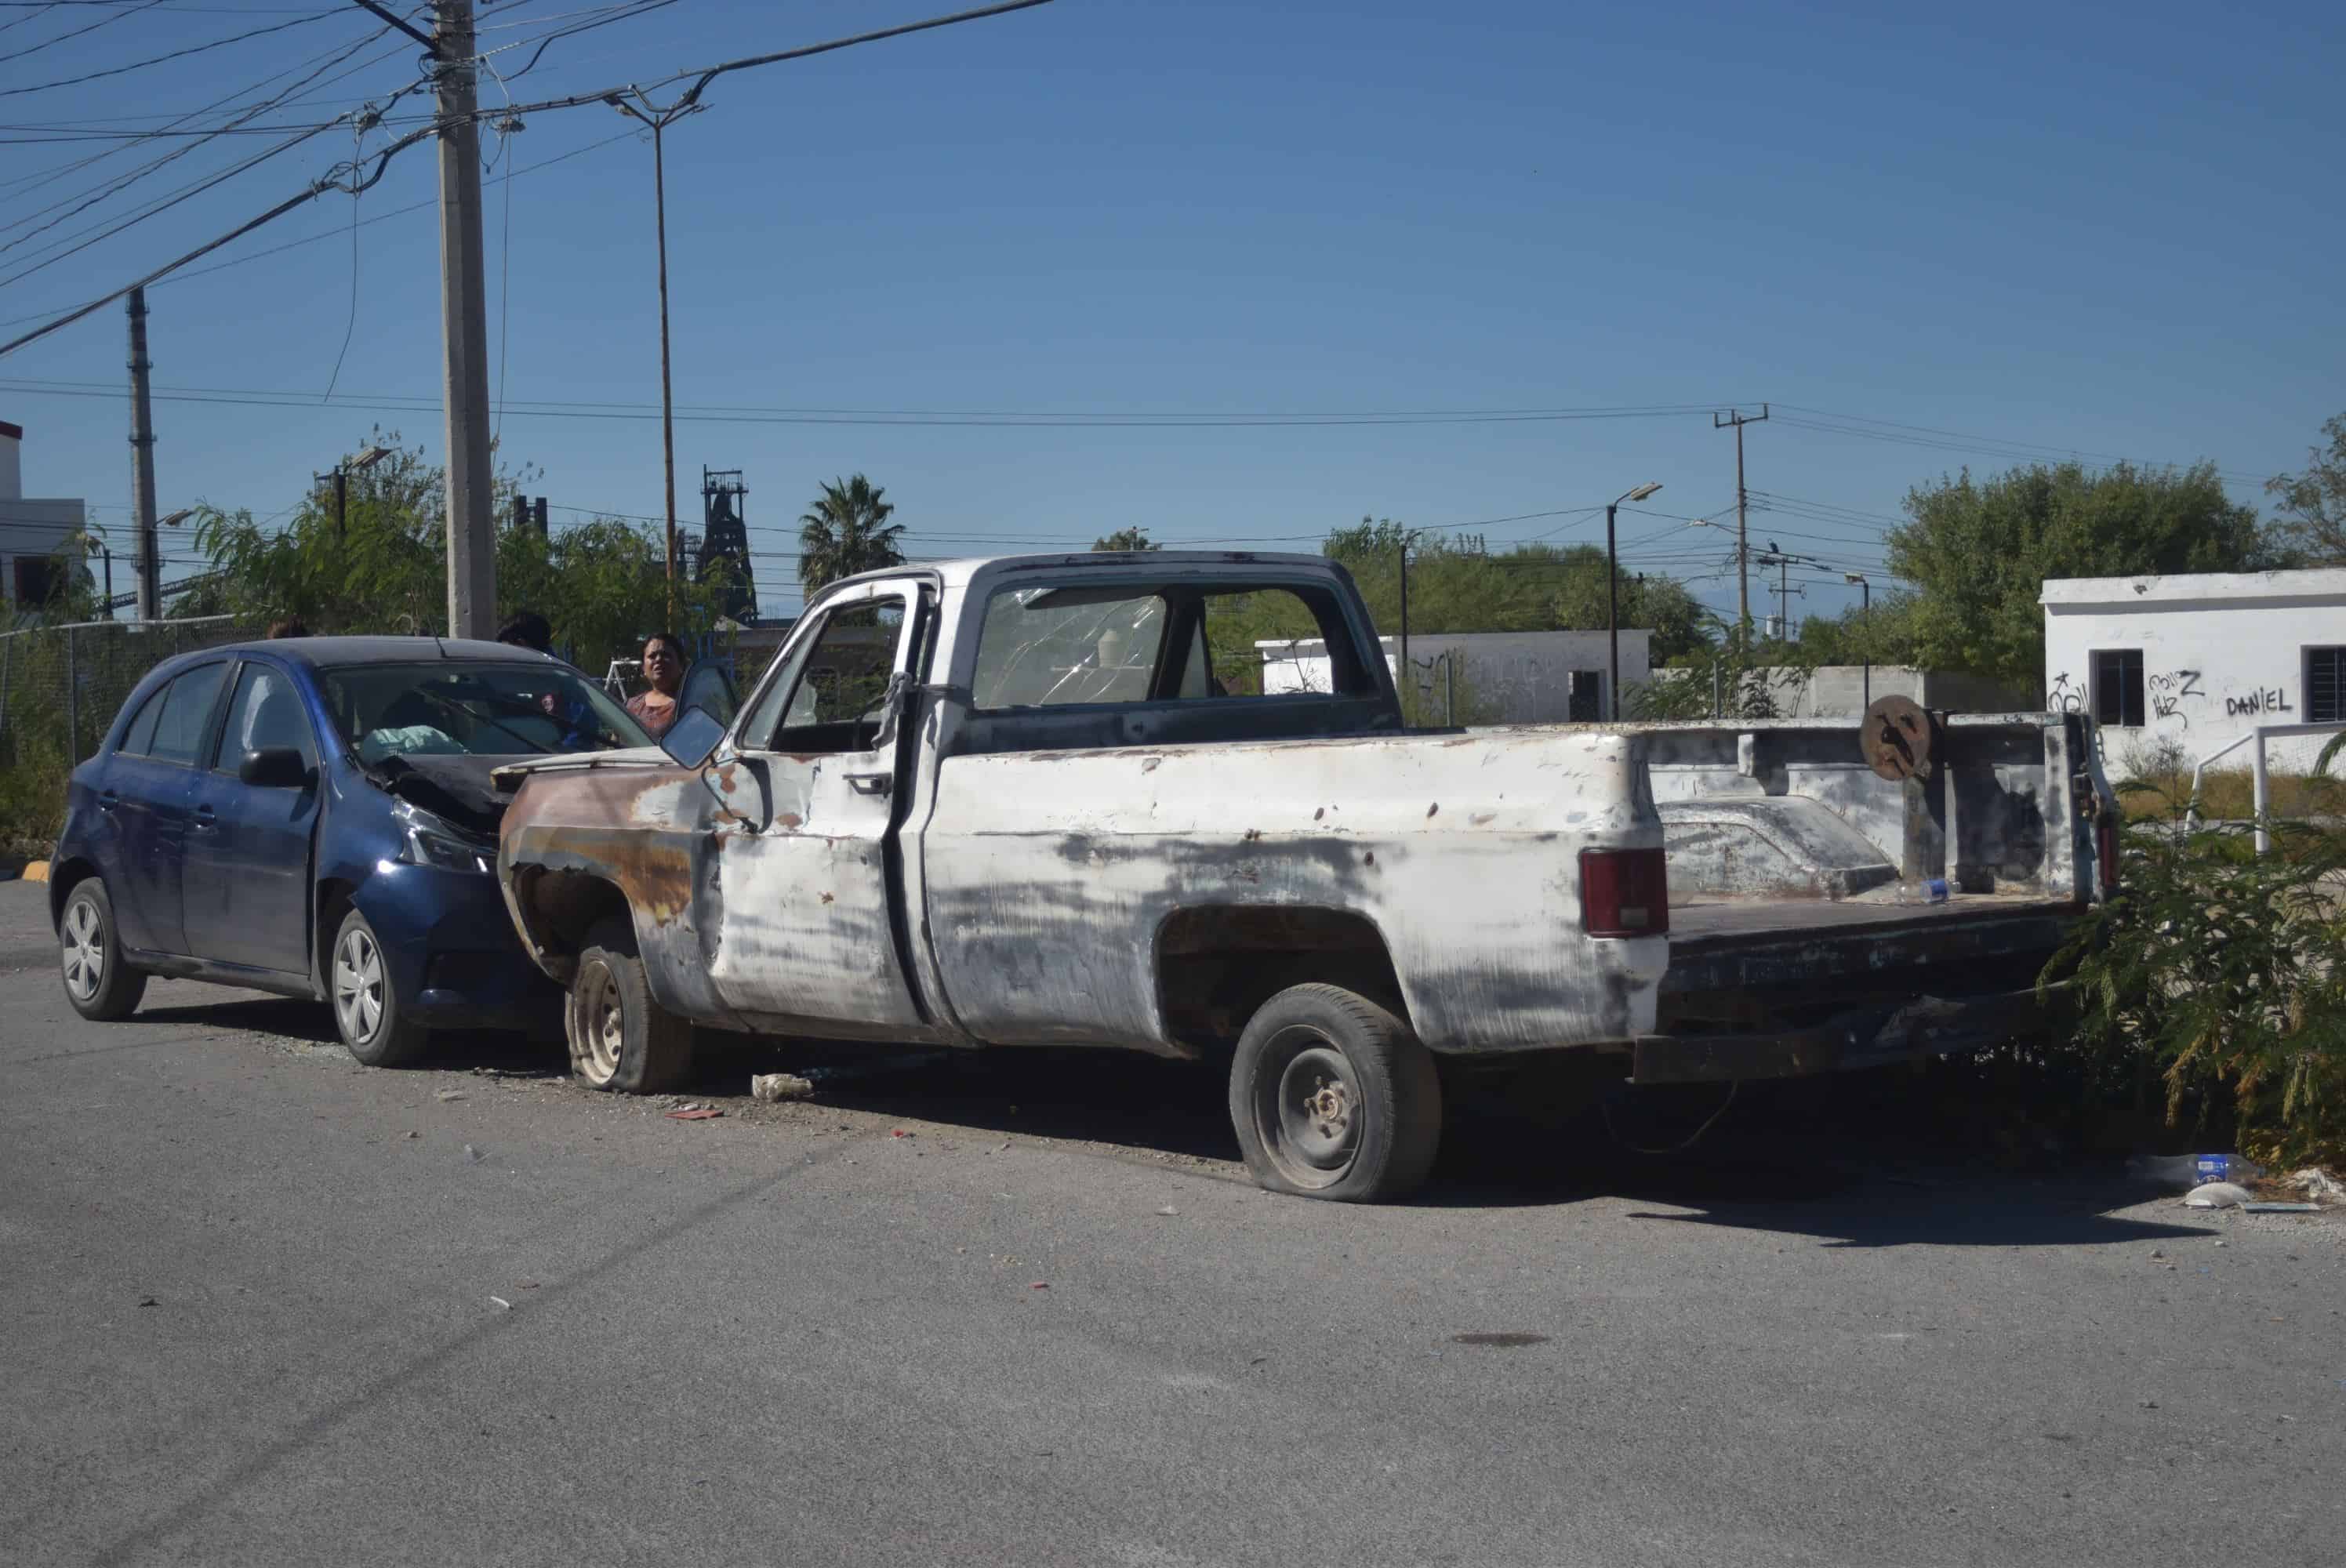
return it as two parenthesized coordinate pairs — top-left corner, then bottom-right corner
(743, 599), (907, 753)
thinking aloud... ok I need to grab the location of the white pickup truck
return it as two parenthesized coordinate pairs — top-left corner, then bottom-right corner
(495, 553), (2119, 1201)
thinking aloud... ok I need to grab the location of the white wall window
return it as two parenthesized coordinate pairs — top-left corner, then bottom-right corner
(2309, 646), (2346, 725)
(2091, 648), (2144, 728)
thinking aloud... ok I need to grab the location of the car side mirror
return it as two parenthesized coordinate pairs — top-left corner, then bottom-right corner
(659, 704), (728, 771)
(238, 746), (310, 789)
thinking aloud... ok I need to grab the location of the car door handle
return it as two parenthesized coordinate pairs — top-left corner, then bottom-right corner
(191, 804), (216, 833)
(97, 789), (119, 811)
(845, 772), (892, 797)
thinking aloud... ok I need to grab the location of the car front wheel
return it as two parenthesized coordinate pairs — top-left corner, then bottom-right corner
(59, 878), (147, 1022)
(567, 916), (693, 1094)
(331, 906), (431, 1067)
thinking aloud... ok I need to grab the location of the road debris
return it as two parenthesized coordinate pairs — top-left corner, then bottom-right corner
(2184, 1181), (2252, 1209)
(1451, 1332), (1549, 1348)
(666, 1108), (723, 1121)
(489, 1296), (512, 1311)
(137, 1296), (158, 1308)
(2245, 1202), (2322, 1214)
(750, 1073), (814, 1103)
(463, 1144), (484, 1163)
(1030, 1282), (1049, 1290)
(2289, 1167), (2344, 1204)
(435, 1090), (467, 1102)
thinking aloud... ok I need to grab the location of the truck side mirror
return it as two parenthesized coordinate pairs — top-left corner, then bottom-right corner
(659, 705), (728, 771)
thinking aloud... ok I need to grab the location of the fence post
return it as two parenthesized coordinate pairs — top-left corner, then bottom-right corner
(2253, 728), (2272, 857)
(65, 626), (80, 764)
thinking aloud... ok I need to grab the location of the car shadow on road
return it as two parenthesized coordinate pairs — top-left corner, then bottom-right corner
(134, 996), (343, 1044)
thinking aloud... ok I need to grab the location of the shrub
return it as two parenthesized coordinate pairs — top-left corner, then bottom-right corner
(2045, 786), (2346, 1169)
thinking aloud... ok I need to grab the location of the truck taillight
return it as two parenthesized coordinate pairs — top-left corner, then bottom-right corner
(2096, 815), (2120, 894)
(1580, 847), (1669, 938)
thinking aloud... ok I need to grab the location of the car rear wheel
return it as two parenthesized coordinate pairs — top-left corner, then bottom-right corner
(59, 878), (147, 1022)
(1229, 982), (1443, 1202)
(567, 916), (693, 1094)
(332, 906), (431, 1067)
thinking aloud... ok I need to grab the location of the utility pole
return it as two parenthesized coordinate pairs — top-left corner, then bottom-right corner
(1714, 405), (1768, 634)
(433, 0), (496, 639)
(126, 287), (160, 622)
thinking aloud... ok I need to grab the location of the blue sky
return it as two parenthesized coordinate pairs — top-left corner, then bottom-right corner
(2, 0), (2340, 622)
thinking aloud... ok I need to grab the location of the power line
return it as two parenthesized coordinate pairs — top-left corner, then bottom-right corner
(0, 2), (1064, 361)
(4, 0), (165, 61)
(1, 5), (348, 98)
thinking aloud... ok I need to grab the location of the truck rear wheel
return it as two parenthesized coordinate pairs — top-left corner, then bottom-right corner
(1229, 982), (1443, 1201)
(568, 916), (694, 1094)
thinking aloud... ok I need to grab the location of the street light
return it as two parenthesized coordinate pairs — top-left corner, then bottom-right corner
(315, 445), (394, 539)
(1607, 481), (1662, 720)
(1845, 572), (1872, 706)
(608, 91), (707, 628)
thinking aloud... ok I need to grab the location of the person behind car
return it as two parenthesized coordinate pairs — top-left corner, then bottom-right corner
(267, 617), (310, 639)
(496, 612), (554, 655)
(625, 631), (686, 739)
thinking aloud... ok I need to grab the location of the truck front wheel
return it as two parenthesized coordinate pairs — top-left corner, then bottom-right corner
(1229, 983), (1443, 1201)
(568, 916), (694, 1094)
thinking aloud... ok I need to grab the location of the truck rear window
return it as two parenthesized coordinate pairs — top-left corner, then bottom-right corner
(971, 583), (1370, 708)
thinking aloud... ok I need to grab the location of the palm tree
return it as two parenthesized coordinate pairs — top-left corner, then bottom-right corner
(798, 475), (905, 593)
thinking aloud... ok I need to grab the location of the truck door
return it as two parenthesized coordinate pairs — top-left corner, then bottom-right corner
(705, 579), (932, 1036)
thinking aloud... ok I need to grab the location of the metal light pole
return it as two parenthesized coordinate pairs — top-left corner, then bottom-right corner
(608, 93), (705, 629)
(314, 445), (394, 539)
(1606, 482), (1661, 720)
(1845, 572), (1871, 707)
(1396, 526), (1425, 721)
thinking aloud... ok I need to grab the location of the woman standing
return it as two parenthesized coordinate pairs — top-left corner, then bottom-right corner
(626, 631), (686, 739)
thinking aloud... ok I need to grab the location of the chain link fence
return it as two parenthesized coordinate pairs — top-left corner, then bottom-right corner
(0, 616), (262, 851)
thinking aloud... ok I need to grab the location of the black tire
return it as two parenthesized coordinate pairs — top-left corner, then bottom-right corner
(329, 906), (432, 1067)
(567, 916), (693, 1094)
(1228, 982), (1443, 1202)
(57, 877), (147, 1022)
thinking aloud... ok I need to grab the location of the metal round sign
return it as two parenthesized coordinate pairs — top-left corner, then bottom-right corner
(1861, 694), (1934, 782)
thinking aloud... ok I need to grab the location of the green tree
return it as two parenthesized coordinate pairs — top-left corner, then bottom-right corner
(183, 429), (730, 669)
(2266, 412), (2346, 566)
(1887, 461), (2278, 691)
(1093, 527), (1162, 552)
(798, 475), (903, 593)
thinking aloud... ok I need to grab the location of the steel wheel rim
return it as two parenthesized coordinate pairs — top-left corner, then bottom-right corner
(61, 898), (104, 1001)
(576, 960), (623, 1084)
(1255, 1028), (1360, 1188)
(333, 927), (384, 1045)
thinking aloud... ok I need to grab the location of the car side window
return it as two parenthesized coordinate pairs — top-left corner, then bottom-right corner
(117, 682), (169, 757)
(214, 663), (318, 773)
(972, 587), (1169, 708)
(147, 662), (228, 767)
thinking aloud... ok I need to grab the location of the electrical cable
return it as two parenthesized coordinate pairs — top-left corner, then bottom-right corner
(319, 118), (361, 401)
(2, 6), (344, 97)
(2, 0), (163, 62)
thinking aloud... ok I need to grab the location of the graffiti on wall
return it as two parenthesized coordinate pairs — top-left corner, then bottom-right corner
(2046, 672), (2084, 714)
(2148, 668), (2204, 728)
(2224, 686), (2293, 719)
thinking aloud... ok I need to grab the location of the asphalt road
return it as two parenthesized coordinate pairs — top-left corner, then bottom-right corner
(2, 880), (2340, 1568)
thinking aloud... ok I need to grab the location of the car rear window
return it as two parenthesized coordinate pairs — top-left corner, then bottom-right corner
(116, 683), (168, 757)
(146, 663), (227, 766)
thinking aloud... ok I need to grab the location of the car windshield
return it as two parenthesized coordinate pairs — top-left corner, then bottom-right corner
(318, 662), (652, 764)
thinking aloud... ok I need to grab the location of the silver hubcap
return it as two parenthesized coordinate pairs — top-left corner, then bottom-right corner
(61, 899), (104, 1002)
(333, 926), (385, 1045)
(575, 961), (623, 1084)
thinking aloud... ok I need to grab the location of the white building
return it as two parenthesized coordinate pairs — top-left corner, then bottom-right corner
(1, 420), (89, 616)
(2040, 569), (2346, 773)
(1259, 630), (1651, 724)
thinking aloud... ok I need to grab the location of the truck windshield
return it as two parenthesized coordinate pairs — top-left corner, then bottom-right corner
(318, 662), (652, 763)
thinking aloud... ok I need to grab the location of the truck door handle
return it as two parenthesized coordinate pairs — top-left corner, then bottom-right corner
(191, 804), (216, 833)
(97, 790), (118, 811)
(845, 772), (892, 797)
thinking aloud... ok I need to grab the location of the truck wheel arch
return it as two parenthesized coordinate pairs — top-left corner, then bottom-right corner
(506, 863), (633, 985)
(1153, 904), (1413, 1054)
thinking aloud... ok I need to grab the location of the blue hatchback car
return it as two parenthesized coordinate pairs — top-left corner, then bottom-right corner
(49, 637), (653, 1065)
